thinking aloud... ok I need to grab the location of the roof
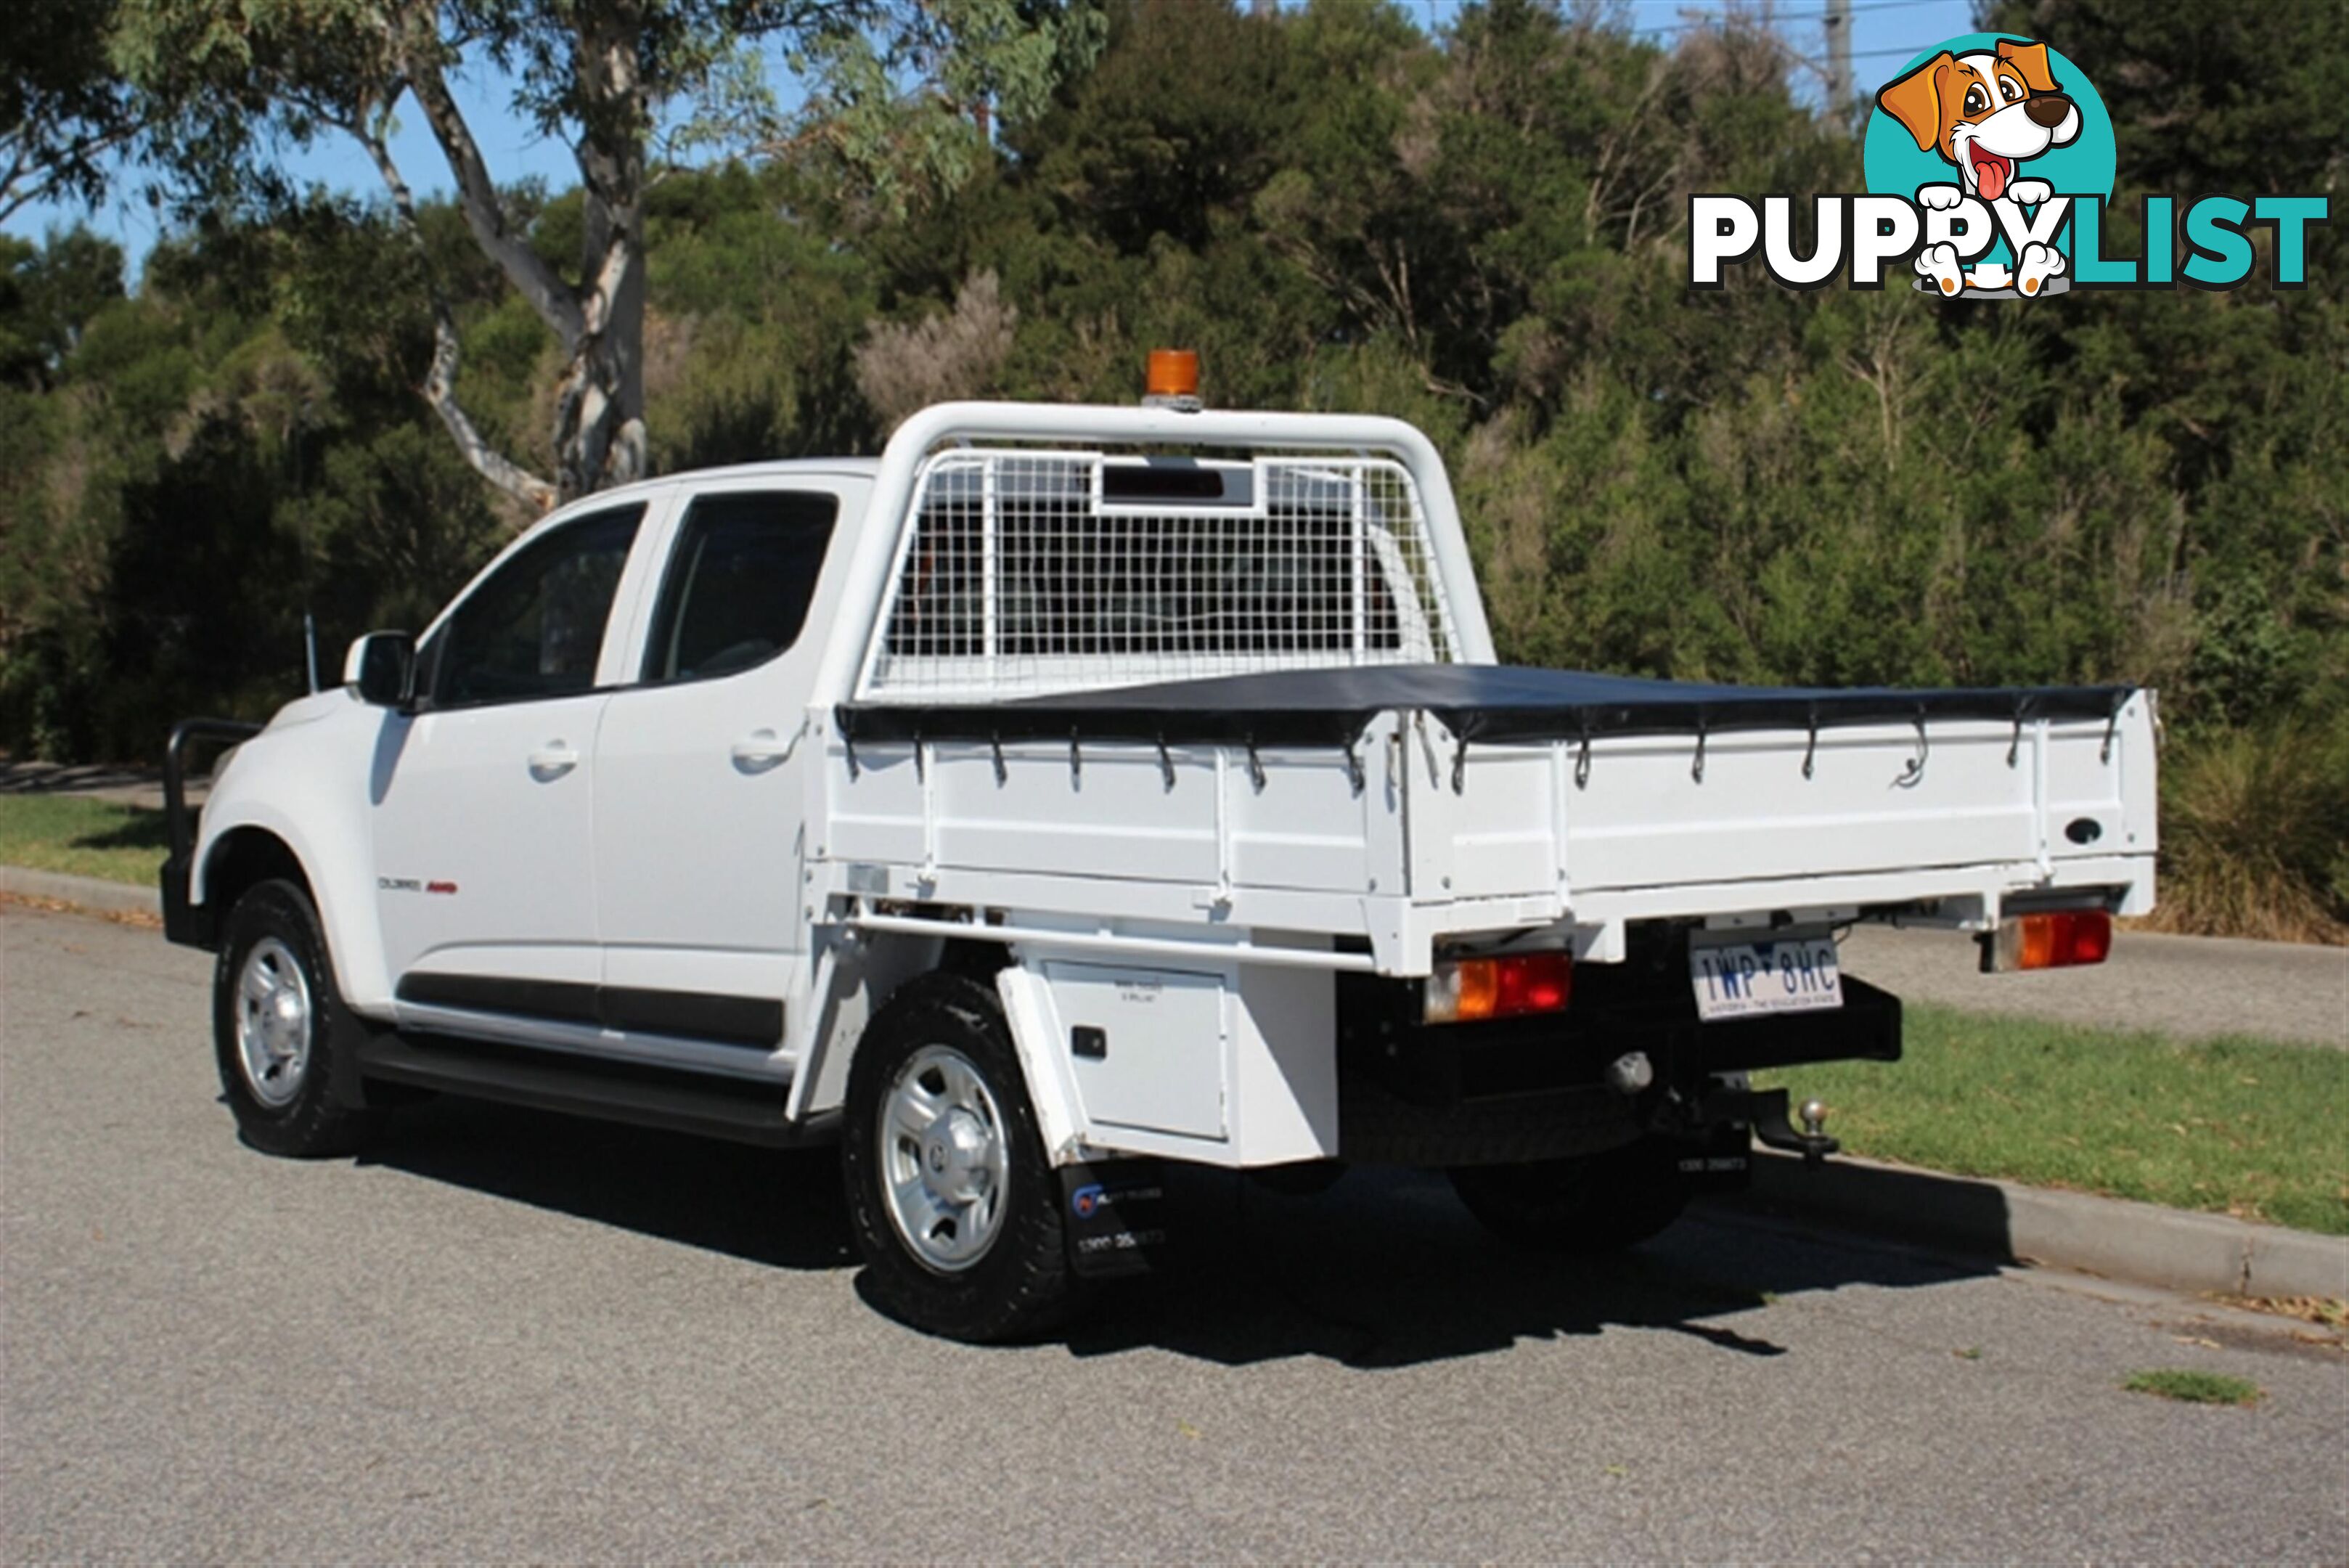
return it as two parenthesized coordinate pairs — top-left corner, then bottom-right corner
(599, 457), (881, 502)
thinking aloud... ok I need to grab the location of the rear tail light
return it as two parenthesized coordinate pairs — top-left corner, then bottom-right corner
(1988, 910), (2112, 972)
(1423, 952), (1573, 1024)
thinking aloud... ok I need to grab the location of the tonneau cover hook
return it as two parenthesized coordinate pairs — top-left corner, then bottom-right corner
(1894, 714), (1929, 789)
(1246, 734), (1267, 791)
(989, 731), (1007, 785)
(1156, 734), (1176, 791)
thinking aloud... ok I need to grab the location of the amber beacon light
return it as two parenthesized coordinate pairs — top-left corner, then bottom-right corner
(1143, 348), (1201, 410)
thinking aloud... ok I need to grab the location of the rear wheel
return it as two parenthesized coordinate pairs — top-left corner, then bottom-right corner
(1448, 1137), (1688, 1254)
(842, 973), (1082, 1342)
(213, 879), (378, 1157)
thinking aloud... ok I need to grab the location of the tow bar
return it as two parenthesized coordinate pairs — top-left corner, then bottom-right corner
(1704, 1085), (1839, 1168)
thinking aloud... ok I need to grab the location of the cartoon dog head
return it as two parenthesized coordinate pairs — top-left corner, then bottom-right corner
(1876, 38), (2080, 203)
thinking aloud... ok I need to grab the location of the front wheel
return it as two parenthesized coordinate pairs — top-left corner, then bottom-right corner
(1448, 1138), (1689, 1254)
(213, 879), (377, 1157)
(842, 973), (1082, 1343)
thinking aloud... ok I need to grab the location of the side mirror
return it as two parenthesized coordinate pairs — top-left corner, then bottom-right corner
(346, 631), (415, 709)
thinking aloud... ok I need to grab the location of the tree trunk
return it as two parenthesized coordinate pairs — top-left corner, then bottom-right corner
(553, 221), (647, 499)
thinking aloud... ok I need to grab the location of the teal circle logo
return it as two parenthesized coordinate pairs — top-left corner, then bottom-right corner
(1863, 35), (2115, 297)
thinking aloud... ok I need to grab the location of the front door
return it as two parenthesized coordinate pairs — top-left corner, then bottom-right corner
(372, 502), (649, 1026)
(592, 485), (844, 1058)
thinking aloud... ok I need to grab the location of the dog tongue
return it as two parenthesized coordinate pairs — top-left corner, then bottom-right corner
(1975, 152), (2009, 201)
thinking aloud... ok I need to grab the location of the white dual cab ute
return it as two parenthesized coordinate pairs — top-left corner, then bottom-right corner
(163, 388), (2157, 1342)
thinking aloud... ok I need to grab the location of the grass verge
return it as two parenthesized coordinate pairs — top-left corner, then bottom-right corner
(2121, 1369), (2261, 1405)
(0, 794), (171, 886)
(1760, 1004), (2349, 1236)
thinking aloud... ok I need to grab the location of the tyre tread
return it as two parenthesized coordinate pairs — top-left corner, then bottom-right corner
(842, 971), (1082, 1343)
(213, 879), (378, 1159)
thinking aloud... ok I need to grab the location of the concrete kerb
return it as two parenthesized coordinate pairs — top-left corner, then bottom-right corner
(1728, 1150), (2349, 1303)
(1, 865), (163, 919)
(6, 861), (2345, 1303)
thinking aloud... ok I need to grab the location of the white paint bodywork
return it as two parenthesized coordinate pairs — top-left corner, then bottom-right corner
(187, 401), (2158, 1171)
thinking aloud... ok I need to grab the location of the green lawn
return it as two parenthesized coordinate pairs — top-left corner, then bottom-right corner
(1761, 1004), (2349, 1236)
(0, 794), (172, 886)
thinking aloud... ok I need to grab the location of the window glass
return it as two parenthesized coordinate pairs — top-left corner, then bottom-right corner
(642, 491), (838, 683)
(431, 504), (645, 707)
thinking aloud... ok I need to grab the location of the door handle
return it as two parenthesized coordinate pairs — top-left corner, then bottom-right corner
(730, 726), (797, 772)
(528, 742), (579, 780)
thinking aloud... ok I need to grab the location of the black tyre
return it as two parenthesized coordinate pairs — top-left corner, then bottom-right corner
(1447, 1137), (1689, 1254)
(212, 879), (378, 1158)
(842, 973), (1082, 1343)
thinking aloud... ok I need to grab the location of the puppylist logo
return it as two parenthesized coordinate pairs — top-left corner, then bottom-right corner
(1689, 33), (2329, 298)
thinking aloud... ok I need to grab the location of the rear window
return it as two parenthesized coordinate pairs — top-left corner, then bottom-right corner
(641, 491), (838, 684)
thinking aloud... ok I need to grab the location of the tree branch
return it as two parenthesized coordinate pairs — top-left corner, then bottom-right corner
(0, 122), (137, 226)
(356, 117), (557, 516)
(400, 56), (586, 348)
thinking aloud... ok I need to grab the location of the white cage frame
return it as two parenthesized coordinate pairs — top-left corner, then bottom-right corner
(815, 402), (1496, 709)
(856, 449), (1461, 702)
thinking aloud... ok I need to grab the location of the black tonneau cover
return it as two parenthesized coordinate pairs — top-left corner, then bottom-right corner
(836, 663), (2133, 749)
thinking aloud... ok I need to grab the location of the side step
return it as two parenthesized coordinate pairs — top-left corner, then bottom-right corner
(357, 1032), (835, 1149)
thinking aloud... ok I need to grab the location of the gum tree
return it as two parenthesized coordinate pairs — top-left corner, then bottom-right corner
(1, 0), (143, 223)
(114, 0), (1103, 512)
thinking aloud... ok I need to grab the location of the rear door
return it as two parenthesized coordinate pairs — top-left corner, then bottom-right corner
(590, 482), (849, 1063)
(372, 500), (655, 1025)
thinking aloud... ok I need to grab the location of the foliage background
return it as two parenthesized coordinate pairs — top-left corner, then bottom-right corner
(2, 0), (2343, 938)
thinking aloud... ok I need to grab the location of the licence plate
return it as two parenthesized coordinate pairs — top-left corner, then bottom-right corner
(1690, 936), (1843, 1021)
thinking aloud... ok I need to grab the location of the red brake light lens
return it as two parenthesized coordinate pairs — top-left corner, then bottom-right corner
(1424, 952), (1573, 1024)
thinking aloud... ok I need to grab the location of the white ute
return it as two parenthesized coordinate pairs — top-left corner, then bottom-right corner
(163, 383), (2157, 1341)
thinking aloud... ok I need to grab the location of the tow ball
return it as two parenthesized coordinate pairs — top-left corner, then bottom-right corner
(1702, 1085), (1841, 1169)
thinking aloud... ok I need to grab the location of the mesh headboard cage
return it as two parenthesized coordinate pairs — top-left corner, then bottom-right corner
(858, 449), (1461, 701)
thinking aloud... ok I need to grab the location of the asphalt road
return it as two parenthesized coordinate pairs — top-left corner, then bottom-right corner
(5, 904), (2345, 1561)
(1839, 924), (2349, 1047)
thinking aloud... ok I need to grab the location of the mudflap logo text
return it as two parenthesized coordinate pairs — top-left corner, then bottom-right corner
(1688, 33), (2327, 298)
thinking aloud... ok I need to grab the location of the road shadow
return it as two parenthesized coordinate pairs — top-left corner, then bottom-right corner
(1059, 1162), (1993, 1368)
(358, 1093), (855, 1270)
(357, 1095), (1998, 1369)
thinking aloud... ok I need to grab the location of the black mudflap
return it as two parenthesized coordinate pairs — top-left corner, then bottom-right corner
(1058, 1159), (1172, 1279)
(1672, 1122), (1755, 1194)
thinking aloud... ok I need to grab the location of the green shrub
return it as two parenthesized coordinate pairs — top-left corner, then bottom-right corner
(2149, 719), (2349, 945)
